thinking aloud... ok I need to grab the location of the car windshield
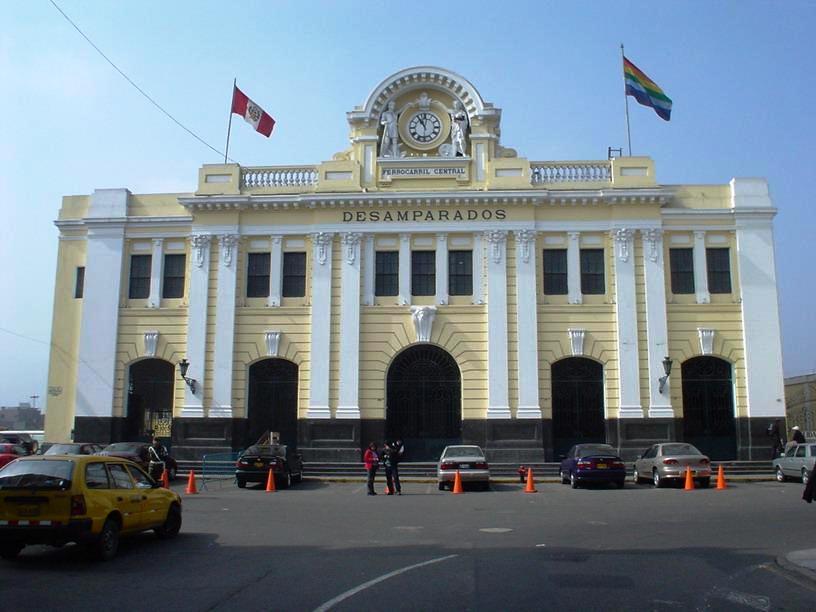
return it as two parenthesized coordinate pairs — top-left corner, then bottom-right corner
(661, 444), (701, 456)
(104, 443), (143, 452)
(443, 447), (484, 459)
(45, 444), (80, 455)
(577, 445), (616, 457)
(0, 459), (74, 490)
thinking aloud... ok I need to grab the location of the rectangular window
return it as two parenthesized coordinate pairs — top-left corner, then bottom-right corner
(128, 254), (151, 299)
(162, 254), (186, 299)
(246, 252), (271, 298)
(282, 252), (306, 297)
(707, 248), (732, 294)
(669, 248), (695, 294)
(542, 249), (568, 295)
(375, 251), (399, 296)
(411, 251), (436, 296)
(580, 249), (605, 295)
(74, 266), (85, 299)
(448, 250), (472, 296)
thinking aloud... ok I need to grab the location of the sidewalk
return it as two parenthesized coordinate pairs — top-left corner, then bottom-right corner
(778, 550), (816, 584)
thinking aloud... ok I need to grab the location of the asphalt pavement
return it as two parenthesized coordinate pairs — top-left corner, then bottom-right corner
(2, 478), (816, 611)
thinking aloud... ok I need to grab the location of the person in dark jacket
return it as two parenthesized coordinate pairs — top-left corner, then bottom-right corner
(792, 426), (806, 445)
(768, 420), (785, 459)
(363, 442), (380, 496)
(382, 439), (404, 495)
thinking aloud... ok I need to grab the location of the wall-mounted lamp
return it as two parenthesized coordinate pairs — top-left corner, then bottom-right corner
(658, 356), (673, 394)
(178, 358), (197, 394)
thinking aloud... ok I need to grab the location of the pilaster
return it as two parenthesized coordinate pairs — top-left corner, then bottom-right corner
(337, 232), (362, 418)
(485, 230), (510, 418)
(613, 228), (643, 418)
(308, 232), (334, 418)
(182, 233), (211, 417)
(211, 233), (239, 418)
(514, 229), (541, 418)
(641, 229), (673, 417)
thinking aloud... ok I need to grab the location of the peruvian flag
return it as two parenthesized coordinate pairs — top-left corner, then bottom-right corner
(231, 85), (275, 137)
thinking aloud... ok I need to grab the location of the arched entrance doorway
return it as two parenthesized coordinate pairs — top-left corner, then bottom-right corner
(125, 359), (175, 441)
(681, 356), (736, 459)
(551, 358), (605, 458)
(246, 359), (299, 449)
(386, 345), (461, 460)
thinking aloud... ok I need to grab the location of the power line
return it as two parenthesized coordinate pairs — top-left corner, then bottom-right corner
(49, 0), (235, 162)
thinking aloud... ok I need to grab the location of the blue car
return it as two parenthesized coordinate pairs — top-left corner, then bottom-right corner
(559, 443), (626, 489)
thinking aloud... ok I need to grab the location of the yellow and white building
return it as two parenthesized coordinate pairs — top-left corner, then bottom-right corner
(45, 66), (785, 461)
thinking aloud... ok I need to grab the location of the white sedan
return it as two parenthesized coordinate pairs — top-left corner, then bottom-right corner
(436, 445), (490, 491)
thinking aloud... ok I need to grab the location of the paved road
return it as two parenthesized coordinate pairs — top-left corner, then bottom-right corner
(2, 479), (815, 611)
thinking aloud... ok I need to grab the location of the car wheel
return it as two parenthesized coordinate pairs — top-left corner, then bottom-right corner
(438, 482), (446, 491)
(292, 470), (303, 484)
(236, 479), (246, 488)
(698, 478), (710, 489)
(155, 504), (182, 539)
(94, 518), (120, 561)
(0, 543), (23, 560)
(560, 470), (569, 485)
(633, 468), (641, 484)
(803, 469), (810, 485)
(653, 470), (663, 488)
(570, 472), (579, 489)
(278, 471), (291, 489)
(775, 466), (787, 483)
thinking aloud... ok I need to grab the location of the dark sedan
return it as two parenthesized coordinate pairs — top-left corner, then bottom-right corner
(559, 443), (626, 489)
(235, 444), (303, 489)
(98, 442), (178, 480)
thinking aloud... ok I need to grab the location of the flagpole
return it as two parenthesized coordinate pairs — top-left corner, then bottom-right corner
(621, 44), (633, 156)
(224, 78), (236, 164)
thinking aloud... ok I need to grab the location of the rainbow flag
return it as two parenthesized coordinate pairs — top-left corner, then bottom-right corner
(624, 56), (672, 121)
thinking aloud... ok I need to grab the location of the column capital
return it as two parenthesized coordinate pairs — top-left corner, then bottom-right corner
(341, 232), (362, 264)
(514, 229), (537, 264)
(484, 230), (507, 263)
(612, 228), (634, 262)
(311, 232), (335, 266)
(640, 228), (663, 263)
(218, 234), (239, 267)
(190, 233), (212, 268)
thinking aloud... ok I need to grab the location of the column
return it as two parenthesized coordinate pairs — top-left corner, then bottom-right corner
(567, 231), (582, 304)
(75, 188), (128, 422)
(147, 238), (164, 308)
(514, 229), (541, 418)
(732, 178), (785, 419)
(337, 232), (362, 419)
(641, 229), (672, 417)
(613, 228), (643, 418)
(182, 233), (211, 417)
(362, 234), (375, 306)
(308, 232), (334, 418)
(268, 234), (283, 307)
(485, 230), (510, 418)
(693, 230), (710, 304)
(435, 233), (448, 305)
(399, 232), (411, 306)
(472, 232), (484, 304)
(211, 233), (239, 418)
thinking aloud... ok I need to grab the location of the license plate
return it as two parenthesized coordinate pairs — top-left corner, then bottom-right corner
(596, 464), (608, 469)
(254, 462), (264, 468)
(459, 464), (470, 469)
(17, 505), (40, 517)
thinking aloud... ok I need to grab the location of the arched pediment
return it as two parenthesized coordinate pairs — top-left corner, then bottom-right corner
(348, 66), (500, 126)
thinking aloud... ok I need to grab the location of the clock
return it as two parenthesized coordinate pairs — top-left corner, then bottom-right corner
(407, 111), (442, 144)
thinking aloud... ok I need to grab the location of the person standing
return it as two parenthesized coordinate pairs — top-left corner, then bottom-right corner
(389, 438), (404, 495)
(768, 419), (785, 459)
(363, 442), (380, 496)
(792, 426), (806, 445)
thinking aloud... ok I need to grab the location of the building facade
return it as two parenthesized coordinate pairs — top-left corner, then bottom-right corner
(45, 66), (786, 461)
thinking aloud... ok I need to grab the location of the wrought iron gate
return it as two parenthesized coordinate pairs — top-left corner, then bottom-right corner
(126, 359), (174, 441)
(681, 357), (736, 459)
(386, 345), (461, 460)
(551, 357), (605, 458)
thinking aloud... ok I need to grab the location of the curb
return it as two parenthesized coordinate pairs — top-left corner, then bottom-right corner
(776, 551), (816, 586)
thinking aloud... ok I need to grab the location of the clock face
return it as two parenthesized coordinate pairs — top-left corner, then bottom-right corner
(408, 111), (442, 143)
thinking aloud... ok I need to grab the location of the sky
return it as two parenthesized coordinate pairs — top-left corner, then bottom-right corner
(1, 1), (815, 408)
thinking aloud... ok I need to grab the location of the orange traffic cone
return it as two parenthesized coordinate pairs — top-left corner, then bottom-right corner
(716, 465), (727, 490)
(161, 469), (170, 489)
(265, 468), (277, 493)
(524, 468), (537, 493)
(452, 470), (464, 494)
(684, 466), (695, 491)
(185, 470), (198, 494)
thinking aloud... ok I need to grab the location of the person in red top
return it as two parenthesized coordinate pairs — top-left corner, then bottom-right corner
(363, 442), (380, 496)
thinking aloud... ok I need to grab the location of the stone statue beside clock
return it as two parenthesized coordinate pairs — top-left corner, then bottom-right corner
(379, 95), (468, 158)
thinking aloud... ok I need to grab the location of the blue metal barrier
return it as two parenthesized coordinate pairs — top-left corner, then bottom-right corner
(200, 452), (241, 490)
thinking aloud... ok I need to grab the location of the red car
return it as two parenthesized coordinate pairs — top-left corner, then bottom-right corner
(0, 444), (27, 469)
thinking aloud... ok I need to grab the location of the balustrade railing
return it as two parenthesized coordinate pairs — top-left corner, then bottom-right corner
(530, 161), (611, 185)
(241, 166), (318, 189)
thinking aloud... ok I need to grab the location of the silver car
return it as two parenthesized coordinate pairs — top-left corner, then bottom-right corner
(773, 443), (816, 484)
(437, 445), (490, 491)
(633, 443), (712, 488)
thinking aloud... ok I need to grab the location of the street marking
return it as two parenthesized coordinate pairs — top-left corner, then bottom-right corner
(479, 527), (513, 533)
(709, 587), (770, 611)
(312, 554), (458, 612)
(535, 543), (547, 547)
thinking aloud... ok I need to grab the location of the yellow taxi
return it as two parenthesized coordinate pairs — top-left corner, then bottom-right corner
(0, 454), (182, 561)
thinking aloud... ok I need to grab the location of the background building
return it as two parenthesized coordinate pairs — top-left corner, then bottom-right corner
(45, 66), (786, 461)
